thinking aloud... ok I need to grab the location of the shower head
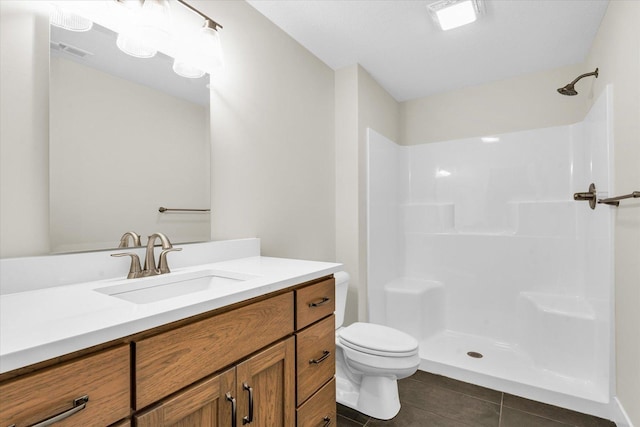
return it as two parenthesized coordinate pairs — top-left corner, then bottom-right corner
(557, 84), (578, 96)
(557, 68), (599, 96)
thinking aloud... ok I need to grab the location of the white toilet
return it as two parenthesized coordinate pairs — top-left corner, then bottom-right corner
(334, 272), (420, 420)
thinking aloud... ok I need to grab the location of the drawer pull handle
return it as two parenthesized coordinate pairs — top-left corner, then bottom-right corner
(323, 416), (332, 426)
(226, 392), (237, 427)
(242, 383), (254, 425)
(308, 297), (331, 307)
(309, 350), (331, 365)
(22, 395), (89, 427)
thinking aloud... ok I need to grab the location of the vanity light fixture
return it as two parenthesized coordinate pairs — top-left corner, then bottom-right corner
(49, 0), (224, 79)
(114, 0), (171, 59)
(50, 4), (93, 32)
(172, 1), (224, 78)
(427, 0), (483, 31)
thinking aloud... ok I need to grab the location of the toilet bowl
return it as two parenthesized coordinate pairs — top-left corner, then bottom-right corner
(334, 272), (420, 420)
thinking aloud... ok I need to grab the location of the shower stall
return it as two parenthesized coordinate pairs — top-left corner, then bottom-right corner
(366, 87), (614, 417)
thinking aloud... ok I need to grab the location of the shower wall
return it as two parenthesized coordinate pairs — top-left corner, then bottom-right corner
(367, 87), (613, 415)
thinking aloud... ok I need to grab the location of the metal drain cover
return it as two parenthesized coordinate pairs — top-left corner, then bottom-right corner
(467, 351), (483, 358)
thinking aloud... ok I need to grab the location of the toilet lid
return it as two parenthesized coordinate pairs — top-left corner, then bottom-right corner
(338, 323), (419, 357)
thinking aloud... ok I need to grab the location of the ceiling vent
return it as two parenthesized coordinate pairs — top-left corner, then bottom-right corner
(50, 41), (94, 59)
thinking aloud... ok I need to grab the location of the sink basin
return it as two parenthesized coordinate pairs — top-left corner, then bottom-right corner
(94, 270), (258, 304)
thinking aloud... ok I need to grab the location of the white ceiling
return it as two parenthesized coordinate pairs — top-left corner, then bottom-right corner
(246, 0), (609, 102)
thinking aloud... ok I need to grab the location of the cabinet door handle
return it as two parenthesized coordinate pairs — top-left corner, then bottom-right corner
(226, 392), (237, 427)
(308, 297), (331, 307)
(242, 383), (254, 425)
(323, 416), (332, 426)
(309, 350), (331, 365)
(16, 395), (89, 427)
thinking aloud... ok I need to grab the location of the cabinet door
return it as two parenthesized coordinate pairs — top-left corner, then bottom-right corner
(235, 337), (295, 427)
(136, 368), (235, 427)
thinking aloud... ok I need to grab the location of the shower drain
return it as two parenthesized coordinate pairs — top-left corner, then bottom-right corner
(467, 351), (483, 359)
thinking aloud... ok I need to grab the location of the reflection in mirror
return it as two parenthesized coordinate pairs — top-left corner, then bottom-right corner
(49, 21), (211, 253)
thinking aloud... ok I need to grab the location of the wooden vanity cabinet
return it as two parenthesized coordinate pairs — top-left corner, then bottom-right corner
(0, 345), (130, 427)
(294, 278), (337, 426)
(0, 275), (337, 427)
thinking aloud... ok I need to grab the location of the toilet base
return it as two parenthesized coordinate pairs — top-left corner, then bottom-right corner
(336, 372), (401, 420)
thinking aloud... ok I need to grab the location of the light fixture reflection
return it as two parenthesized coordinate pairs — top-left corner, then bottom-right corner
(116, 33), (157, 58)
(50, 4), (93, 32)
(172, 59), (205, 79)
(55, 0), (225, 78)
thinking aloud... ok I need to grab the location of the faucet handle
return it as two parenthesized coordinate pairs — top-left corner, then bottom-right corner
(158, 248), (182, 274)
(111, 252), (143, 279)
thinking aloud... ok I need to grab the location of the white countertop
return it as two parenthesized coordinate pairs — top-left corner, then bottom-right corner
(0, 256), (342, 374)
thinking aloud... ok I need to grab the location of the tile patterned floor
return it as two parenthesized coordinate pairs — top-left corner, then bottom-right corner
(337, 371), (616, 427)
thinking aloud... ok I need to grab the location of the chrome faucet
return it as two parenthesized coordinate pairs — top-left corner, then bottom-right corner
(111, 232), (181, 279)
(118, 231), (142, 248)
(142, 232), (182, 276)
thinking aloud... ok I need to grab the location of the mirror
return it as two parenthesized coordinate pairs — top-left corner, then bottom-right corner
(49, 20), (211, 253)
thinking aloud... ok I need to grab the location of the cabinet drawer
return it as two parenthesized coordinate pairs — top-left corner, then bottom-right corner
(0, 345), (130, 427)
(296, 315), (335, 405)
(296, 278), (335, 330)
(296, 377), (336, 427)
(135, 292), (294, 409)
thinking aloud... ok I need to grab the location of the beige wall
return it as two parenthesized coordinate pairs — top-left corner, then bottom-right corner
(335, 64), (400, 324)
(0, 1), (50, 258)
(585, 1), (640, 425)
(401, 63), (588, 145)
(199, 0), (336, 262)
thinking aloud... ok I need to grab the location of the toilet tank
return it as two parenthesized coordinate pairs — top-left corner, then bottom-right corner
(334, 271), (349, 328)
